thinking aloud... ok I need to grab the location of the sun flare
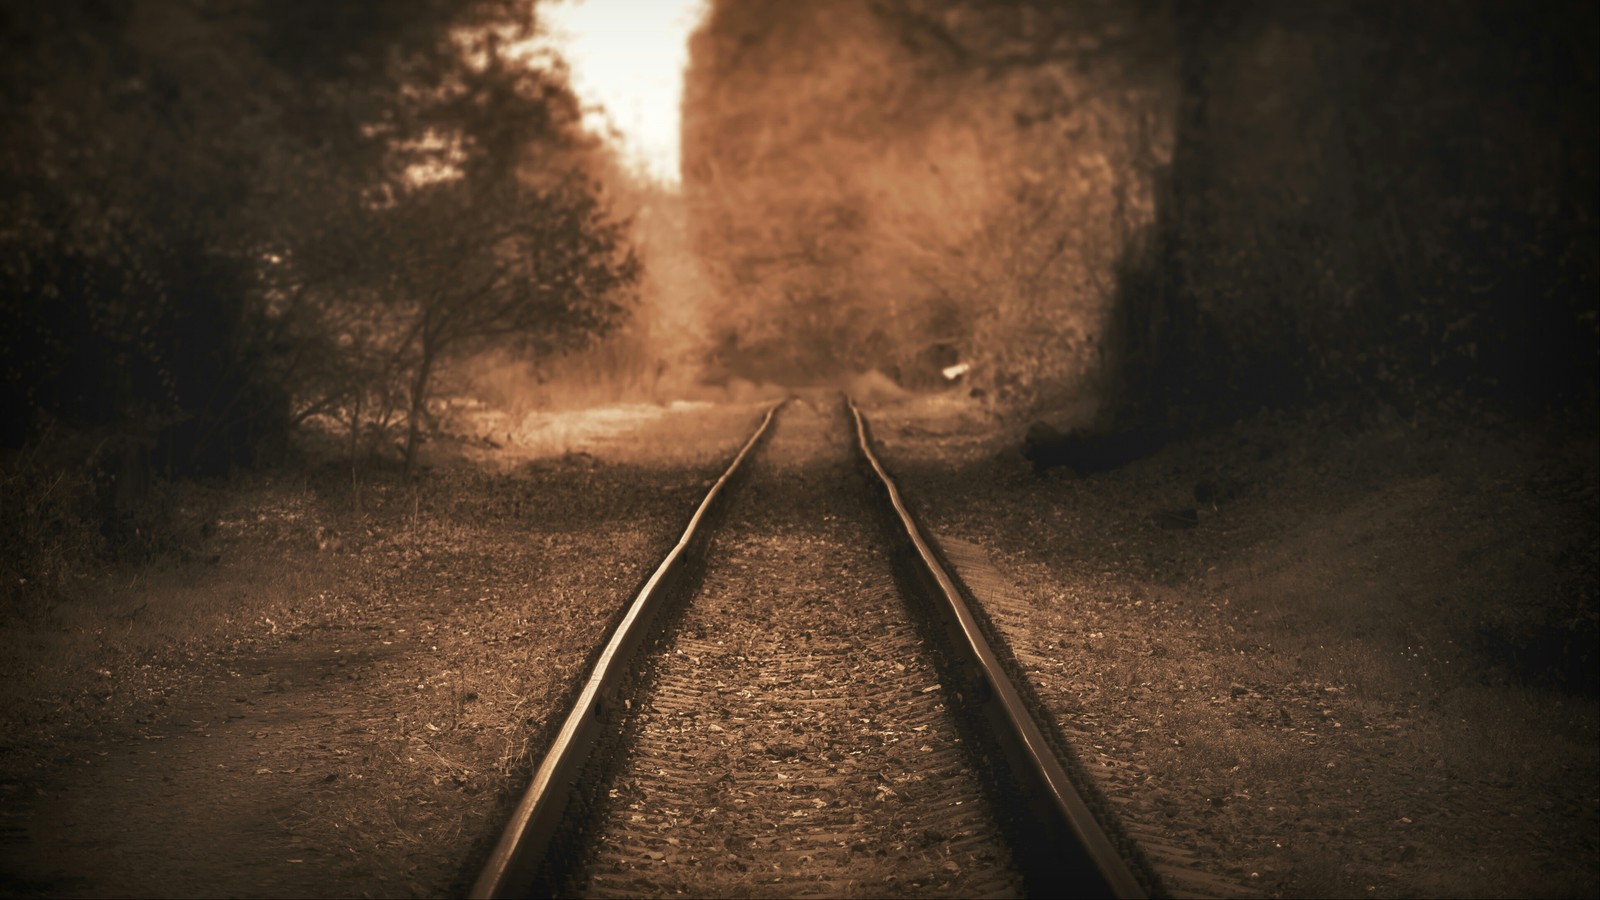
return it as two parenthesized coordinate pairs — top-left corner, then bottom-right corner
(542, 0), (706, 184)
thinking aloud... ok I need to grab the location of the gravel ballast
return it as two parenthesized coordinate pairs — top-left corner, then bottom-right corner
(576, 397), (1022, 898)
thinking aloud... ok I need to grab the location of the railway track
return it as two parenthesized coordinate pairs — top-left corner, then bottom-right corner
(471, 394), (1154, 898)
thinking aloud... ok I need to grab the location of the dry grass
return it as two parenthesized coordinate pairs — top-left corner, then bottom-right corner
(458, 342), (675, 418)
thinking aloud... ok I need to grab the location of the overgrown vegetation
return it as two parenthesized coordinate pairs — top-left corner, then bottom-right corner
(1119, 0), (1599, 433)
(1, 0), (639, 600)
(682, 0), (1597, 434)
(683, 0), (1173, 396)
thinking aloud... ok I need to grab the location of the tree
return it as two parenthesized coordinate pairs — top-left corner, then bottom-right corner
(317, 174), (637, 470)
(0, 0), (641, 590)
(683, 0), (1174, 400)
(283, 27), (640, 471)
(1, 0), (293, 473)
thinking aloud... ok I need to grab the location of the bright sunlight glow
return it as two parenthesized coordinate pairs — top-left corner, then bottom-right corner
(542, 0), (707, 184)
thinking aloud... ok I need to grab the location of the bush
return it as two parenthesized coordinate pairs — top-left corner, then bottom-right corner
(1124, 0), (1599, 429)
(0, 426), (104, 610)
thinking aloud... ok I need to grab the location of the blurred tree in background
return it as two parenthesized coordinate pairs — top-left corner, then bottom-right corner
(1130, 0), (1599, 430)
(684, 0), (1597, 435)
(1, 0), (636, 584)
(684, 0), (1175, 400)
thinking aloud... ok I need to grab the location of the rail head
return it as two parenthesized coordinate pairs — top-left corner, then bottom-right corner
(847, 396), (1148, 900)
(469, 399), (786, 900)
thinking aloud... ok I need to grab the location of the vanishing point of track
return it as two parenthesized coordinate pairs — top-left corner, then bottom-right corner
(470, 394), (1152, 898)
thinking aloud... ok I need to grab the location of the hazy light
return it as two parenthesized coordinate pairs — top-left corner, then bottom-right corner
(542, 0), (706, 184)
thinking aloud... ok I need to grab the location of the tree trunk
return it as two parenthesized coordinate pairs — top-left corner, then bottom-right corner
(348, 391), (363, 464)
(403, 348), (436, 475)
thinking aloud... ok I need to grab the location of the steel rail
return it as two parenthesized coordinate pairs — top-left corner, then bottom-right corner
(469, 399), (787, 900)
(848, 397), (1147, 900)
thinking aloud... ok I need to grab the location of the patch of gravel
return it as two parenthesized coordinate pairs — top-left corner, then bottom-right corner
(0, 402), (767, 898)
(864, 393), (1599, 899)
(576, 397), (1022, 898)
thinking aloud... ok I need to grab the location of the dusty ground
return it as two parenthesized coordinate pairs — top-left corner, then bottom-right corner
(0, 400), (770, 898)
(866, 391), (1599, 899)
(2, 391), (1594, 899)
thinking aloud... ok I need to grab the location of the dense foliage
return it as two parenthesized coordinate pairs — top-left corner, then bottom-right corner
(683, 0), (1598, 430)
(682, 0), (1177, 394)
(1123, 0), (1599, 429)
(1, 0), (637, 583)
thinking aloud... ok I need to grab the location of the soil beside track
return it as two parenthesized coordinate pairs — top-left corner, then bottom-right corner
(866, 392), (1599, 899)
(0, 402), (769, 899)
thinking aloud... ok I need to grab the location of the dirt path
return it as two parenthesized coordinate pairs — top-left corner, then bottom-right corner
(1, 402), (768, 898)
(867, 392), (1599, 898)
(6, 636), (413, 897)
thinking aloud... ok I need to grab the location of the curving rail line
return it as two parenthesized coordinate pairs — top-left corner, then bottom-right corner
(472, 395), (1150, 899)
(470, 400), (786, 900)
(848, 397), (1146, 899)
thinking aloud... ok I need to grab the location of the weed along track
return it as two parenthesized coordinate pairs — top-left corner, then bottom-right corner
(472, 395), (1151, 899)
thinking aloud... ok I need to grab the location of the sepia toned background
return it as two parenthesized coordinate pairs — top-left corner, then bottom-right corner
(2, 1), (1595, 897)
